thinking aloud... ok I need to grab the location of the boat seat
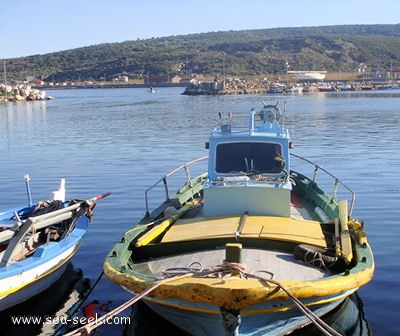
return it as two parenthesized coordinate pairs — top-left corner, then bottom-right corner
(161, 215), (327, 247)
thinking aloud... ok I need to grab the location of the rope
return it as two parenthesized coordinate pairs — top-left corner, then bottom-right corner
(303, 250), (340, 271)
(161, 261), (342, 336)
(53, 271), (105, 335)
(64, 262), (342, 336)
(63, 273), (193, 336)
(71, 271), (105, 317)
(247, 274), (342, 336)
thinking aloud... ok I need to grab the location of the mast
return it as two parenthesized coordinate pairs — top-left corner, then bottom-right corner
(3, 59), (6, 85)
(3, 59), (6, 98)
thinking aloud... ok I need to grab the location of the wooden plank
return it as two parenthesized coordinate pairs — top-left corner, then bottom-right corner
(161, 215), (326, 247)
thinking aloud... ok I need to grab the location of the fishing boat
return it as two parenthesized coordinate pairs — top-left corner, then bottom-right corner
(266, 83), (286, 94)
(0, 175), (110, 312)
(104, 101), (374, 335)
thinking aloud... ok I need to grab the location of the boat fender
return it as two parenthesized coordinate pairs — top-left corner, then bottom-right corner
(293, 244), (346, 273)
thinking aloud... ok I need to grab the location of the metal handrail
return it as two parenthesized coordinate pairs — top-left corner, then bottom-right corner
(144, 153), (356, 217)
(290, 153), (355, 216)
(144, 156), (208, 215)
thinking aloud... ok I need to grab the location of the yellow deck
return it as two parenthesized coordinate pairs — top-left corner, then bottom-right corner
(161, 215), (327, 247)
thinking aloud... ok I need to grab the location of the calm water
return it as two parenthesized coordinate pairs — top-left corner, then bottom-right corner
(1, 87), (399, 335)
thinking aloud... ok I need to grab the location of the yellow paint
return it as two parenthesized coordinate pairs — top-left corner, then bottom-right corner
(355, 229), (368, 246)
(103, 259), (373, 311)
(161, 215), (327, 247)
(338, 200), (353, 264)
(103, 202), (374, 312)
(141, 287), (357, 315)
(0, 252), (75, 297)
(135, 201), (199, 247)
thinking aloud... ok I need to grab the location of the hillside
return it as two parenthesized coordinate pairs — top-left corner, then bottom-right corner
(4, 24), (400, 82)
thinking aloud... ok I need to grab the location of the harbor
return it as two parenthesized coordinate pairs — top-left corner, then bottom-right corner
(1, 87), (399, 335)
(181, 78), (400, 95)
(1, 0), (399, 331)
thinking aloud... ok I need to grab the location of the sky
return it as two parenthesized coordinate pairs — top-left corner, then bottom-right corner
(1, 0), (399, 59)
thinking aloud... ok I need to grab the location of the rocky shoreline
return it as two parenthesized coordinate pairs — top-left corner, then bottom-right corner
(0, 84), (53, 102)
(181, 78), (399, 95)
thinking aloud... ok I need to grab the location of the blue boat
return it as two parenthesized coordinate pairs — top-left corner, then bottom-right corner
(104, 101), (374, 335)
(0, 175), (110, 311)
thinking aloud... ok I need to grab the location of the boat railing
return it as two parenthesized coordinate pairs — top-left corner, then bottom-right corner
(144, 156), (208, 216)
(290, 153), (355, 216)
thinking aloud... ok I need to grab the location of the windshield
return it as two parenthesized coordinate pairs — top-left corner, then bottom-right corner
(215, 142), (283, 174)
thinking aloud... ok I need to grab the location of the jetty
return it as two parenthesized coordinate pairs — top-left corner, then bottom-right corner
(0, 84), (53, 102)
(181, 78), (399, 95)
(182, 78), (266, 95)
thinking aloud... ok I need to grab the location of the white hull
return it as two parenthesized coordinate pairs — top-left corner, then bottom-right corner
(0, 178), (108, 313)
(0, 243), (79, 311)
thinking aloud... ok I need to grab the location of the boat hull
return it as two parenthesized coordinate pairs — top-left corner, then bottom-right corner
(138, 291), (351, 336)
(0, 216), (88, 311)
(104, 103), (374, 335)
(0, 256), (70, 311)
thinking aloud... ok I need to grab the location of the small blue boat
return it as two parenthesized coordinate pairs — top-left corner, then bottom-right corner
(0, 175), (110, 311)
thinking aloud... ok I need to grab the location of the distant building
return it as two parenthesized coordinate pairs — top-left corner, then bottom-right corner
(32, 79), (45, 86)
(112, 75), (129, 82)
(288, 71), (327, 81)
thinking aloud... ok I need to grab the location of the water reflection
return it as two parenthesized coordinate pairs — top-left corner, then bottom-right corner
(2, 101), (48, 148)
(0, 263), (90, 336)
(292, 293), (371, 336)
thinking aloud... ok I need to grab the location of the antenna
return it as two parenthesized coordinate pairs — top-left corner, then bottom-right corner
(282, 101), (287, 128)
(24, 174), (32, 206)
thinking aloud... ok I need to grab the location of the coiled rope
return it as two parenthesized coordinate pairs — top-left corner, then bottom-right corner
(65, 261), (342, 336)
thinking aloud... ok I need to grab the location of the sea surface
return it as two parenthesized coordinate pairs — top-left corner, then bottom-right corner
(1, 87), (399, 335)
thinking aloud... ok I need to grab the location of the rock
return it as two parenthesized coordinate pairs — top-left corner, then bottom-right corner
(0, 83), (51, 102)
(15, 94), (25, 101)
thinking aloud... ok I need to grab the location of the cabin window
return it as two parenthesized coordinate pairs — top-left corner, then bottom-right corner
(215, 142), (283, 174)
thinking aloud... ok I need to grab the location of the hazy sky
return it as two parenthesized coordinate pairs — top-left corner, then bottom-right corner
(1, 0), (399, 58)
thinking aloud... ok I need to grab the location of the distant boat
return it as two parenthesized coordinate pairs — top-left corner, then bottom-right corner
(318, 83), (338, 92)
(377, 84), (399, 90)
(286, 85), (303, 94)
(0, 175), (110, 311)
(339, 84), (355, 91)
(266, 83), (285, 94)
(361, 85), (373, 91)
(148, 87), (156, 93)
(104, 101), (374, 335)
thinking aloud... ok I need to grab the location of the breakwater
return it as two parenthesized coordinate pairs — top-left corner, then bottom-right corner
(0, 84), (53, 102)
(182, 79), (400, 95)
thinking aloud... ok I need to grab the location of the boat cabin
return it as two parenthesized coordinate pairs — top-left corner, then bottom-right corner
(204, 105), (292, 218)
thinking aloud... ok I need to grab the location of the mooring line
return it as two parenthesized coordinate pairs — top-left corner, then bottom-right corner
(63, 273), (193, 336)
(64, 262), (342, 336)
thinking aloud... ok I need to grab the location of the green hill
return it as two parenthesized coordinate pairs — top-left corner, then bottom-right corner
(4, 24), (400, 82)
